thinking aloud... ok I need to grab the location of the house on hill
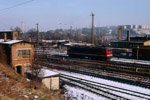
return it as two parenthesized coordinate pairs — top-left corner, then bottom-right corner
(0, 31), (34, 76)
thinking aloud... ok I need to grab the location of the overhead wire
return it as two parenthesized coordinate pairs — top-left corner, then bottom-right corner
(0, 0), (34, 12)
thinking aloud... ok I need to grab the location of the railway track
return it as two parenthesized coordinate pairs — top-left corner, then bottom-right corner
(41, 62), (150, 89)
(44, 54), (150, 69)
(50, 55), (150, 69)
(40, 55), (150, 77)
(38, 54), (150, 88)
(61, 74), (150, 100)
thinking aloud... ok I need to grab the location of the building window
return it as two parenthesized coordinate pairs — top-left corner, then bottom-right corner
(18, 49), (30, 58)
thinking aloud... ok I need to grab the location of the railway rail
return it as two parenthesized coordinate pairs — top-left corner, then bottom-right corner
(38, 54), (150, 88)
(41, 61), (150, 89)
(61, 74), (150, 100)
(40, 54), (150, 77)
(44, 54), (150, 69)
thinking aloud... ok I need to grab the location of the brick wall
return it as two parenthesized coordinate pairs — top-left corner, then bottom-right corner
(11, 42), (34, 76)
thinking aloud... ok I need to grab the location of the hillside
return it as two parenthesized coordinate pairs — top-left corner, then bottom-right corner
(0, 63), (63, 100)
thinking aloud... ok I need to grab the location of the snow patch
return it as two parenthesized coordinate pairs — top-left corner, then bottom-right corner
(111, 57), (150, 65)
(64, 85), (106, 100)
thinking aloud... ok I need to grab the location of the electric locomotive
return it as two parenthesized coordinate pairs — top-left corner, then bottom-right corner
(67, 45), (112, 61)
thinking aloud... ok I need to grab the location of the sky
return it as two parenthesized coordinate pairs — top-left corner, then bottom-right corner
(0, 0), (150, 31)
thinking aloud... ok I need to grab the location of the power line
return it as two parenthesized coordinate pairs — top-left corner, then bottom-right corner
(0, 0), (34, 12)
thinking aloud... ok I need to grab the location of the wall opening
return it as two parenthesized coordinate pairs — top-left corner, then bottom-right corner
(16, 66), (22, 74)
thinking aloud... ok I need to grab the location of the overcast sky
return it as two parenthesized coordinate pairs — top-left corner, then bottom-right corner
(0, 0), (150, 31)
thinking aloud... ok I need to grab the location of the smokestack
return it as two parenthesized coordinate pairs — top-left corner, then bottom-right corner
(91, 13), (95, 44)
(127, 30), (130, 41)
(118, 27), (122, 40)
(70, 26), (72, 34)
(22, 22), (24, 40)
(4, 33), (7, 42)
(146, 34), (148, 40)
(36, 23), (39, 47)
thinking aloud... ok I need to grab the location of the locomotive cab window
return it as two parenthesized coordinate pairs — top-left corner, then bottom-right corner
(107, 49), (112, 52)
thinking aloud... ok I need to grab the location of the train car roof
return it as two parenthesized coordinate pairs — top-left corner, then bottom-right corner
(69, 45), (110, 49)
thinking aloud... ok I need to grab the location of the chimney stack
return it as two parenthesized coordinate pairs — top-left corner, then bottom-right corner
(146, 34), (148, 40)
(127, 30), (130, 41)
(91, 13), (95, 44)
(4, 33), (7, 42)
(118, 27), (122, 40)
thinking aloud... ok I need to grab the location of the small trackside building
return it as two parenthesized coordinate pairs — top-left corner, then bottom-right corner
(0, 39), (34, 76)
(32, 68), (60, 90)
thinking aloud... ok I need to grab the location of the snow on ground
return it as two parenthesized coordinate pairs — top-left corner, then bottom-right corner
(47, 50), (67, 56)
(64, 85), (106, 100)
(38, 68), (59, 78)
(34, 95), (39, 99)
(35, 48), (67, 56)
(50, 69), (150, 99)
(111, 57), (150, 65)
(56, 70), (150, 94)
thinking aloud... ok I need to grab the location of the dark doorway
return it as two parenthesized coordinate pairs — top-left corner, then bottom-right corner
(16, 66), (22, 74)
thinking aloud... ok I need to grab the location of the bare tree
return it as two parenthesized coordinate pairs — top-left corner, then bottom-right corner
(25, 28), (37, 42)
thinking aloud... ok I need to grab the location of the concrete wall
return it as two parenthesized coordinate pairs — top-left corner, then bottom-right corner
(42, 76), (60, 90)
(144, 40), (150, 46)
(42, 78), (51, 89)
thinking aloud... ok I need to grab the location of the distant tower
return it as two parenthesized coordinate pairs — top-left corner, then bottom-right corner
(118, 27), (122, 40)
(70, 26), (72, 34)
(36, 23), (39, 47)
(22, 22), (24, 40)
(91, 13), (95, 44)
(127, 30), (130, 41)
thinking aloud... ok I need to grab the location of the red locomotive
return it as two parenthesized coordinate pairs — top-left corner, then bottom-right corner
(67, 46), (112, 61)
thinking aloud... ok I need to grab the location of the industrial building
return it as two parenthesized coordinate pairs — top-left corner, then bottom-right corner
(111, 28), (150, 48)
(110, 27), (150, 57)
(132, 46), (150, 60)
(0, 31), (34, 76)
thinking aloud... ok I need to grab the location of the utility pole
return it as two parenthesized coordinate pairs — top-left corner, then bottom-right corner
(137, 46), (139, 60)
(70, 26), (72, 34)
(22, 22), (24, 40)
(36, 23), (39, 47)
(91, 13), (95, 44)
(69, 26), (72, 41)
(41, 32), (43, 43)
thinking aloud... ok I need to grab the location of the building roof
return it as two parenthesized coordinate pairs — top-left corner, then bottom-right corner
(38, 69), (59, 78)
(0, 30), (13, 32)
(111, 40), (144, 44)
(0, 39), (23, 45)
(111, 36), (150, 43)
(130, 37), (150, 42)
(64, 42), (94, 47)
